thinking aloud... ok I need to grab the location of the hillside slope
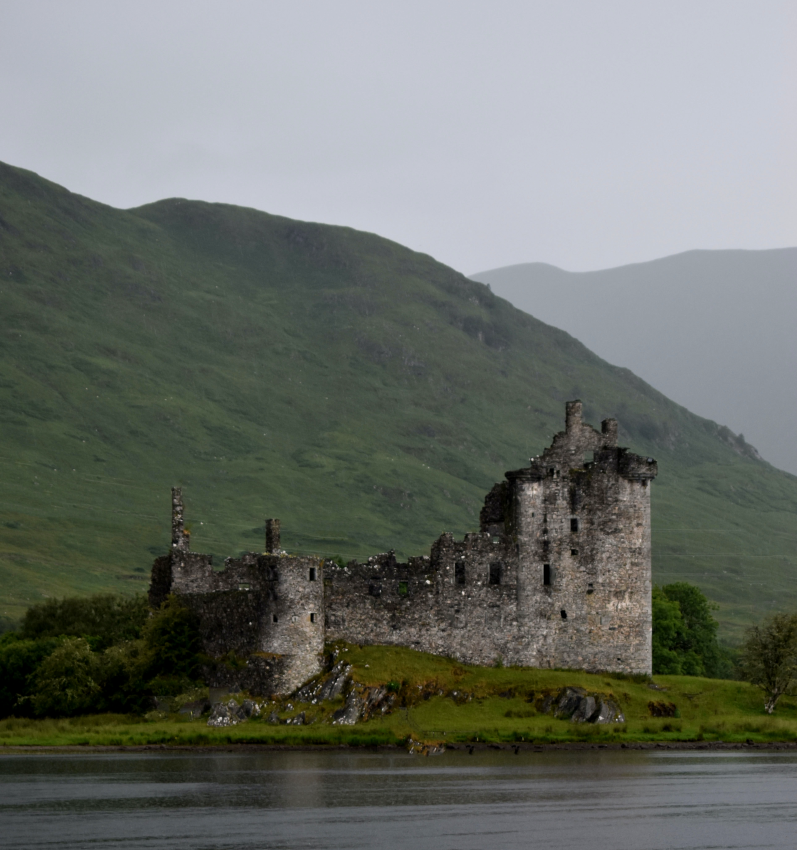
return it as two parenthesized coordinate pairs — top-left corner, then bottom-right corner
(1, 161), (796, 637)
(471, 250), (797, 475)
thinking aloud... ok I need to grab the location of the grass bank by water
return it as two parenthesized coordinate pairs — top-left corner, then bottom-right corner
(2, 644), (796, 748)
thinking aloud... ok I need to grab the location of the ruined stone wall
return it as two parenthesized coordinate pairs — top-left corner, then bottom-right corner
(149, 493), (325, 694)
(325, 400), (655, 675)
(324, 535), (521, 667)
(149, 401), (657, 691)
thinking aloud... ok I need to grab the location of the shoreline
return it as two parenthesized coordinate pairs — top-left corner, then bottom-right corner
(3, 739), (797, 755)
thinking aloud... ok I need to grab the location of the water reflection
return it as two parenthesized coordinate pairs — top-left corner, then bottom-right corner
(1, 749), (795, 849)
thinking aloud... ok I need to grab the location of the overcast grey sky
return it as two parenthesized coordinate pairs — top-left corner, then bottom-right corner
(1, 0), (794, 274)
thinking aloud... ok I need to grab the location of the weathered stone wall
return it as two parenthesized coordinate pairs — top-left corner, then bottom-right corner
(325, 400), (656, 675)
(149, 493), (325, 694)
(324, 535), (521, 666)
(149, 401), (657, 691)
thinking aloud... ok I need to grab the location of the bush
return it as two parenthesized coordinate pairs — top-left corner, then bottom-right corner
(139, 595), (204, 693)
(0, 635), (63, 717)
(652, 583), (726, 677)
(27, 637), (102, 717)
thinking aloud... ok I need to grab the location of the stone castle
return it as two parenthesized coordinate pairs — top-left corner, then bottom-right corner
(149, 401), (658, 694)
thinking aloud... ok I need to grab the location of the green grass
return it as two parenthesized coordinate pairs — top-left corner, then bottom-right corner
(3, 644), (796, 748)
(1, 161), (797, 640)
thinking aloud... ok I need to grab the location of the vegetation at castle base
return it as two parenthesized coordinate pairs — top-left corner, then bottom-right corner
(2, 161), (797, 640)
(652, 583), (735, 678)
(0, 580), (735, 722)
(3, 643), (797, 749)
(0, 593), (204, 718)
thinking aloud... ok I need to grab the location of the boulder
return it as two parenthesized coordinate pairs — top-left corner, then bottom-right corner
(541, 687), (625, 724)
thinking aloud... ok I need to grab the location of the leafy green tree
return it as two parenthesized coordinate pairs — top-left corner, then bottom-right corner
(739, 612), (797, 714)
(652, 582), (725, 676)
(652, 586), (686, 674)
(139, 595), (204, 695)
(95, 641), (150, 714)
(27, 637), (102, 717)
(20, 593), (148, 650)
(661, 582), (721, 675)
(0, 634), (62, 717)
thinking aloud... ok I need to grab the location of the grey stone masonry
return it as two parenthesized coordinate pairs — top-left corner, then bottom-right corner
(149, 491), (325, 694)
(149, 401), (657, 694)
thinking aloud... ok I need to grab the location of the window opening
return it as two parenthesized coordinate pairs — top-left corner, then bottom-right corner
(571, 548), (578, 556)
(272, 614), (278, 624)
(309, 567), (317, 581)
(543, 564), (551, 586)
(398, 581), (408, 596)
(587, 582), (594, 595)
(368, 580), (381, 597)
(310, 612), (316, 623)
(455, 561), (466, 585)
(489, 562), (502, 585)
(570, 518), (579, 532)
(561, 609), (568, 619)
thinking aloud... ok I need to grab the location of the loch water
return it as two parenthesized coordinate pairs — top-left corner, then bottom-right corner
(1, 749), (796, 849)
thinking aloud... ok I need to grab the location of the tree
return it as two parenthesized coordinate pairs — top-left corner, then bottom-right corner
(652, 582), (723, 677)
(651, 587), (686, 674)
(20, 593), (148, 650)
(27, 637), (102, 717)
(0, 634), (62, 717)
(739, 613), (797, 714)
(139, 595), (204, 694)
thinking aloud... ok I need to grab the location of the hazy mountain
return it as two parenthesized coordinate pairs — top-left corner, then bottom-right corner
(472, 249), (797, 475)
(1, 161), (796, 638)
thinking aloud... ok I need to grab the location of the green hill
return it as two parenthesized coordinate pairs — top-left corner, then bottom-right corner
(1, 161), (795, 637)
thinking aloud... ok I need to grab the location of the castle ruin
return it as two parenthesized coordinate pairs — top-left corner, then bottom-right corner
(149, 401), (658, 693)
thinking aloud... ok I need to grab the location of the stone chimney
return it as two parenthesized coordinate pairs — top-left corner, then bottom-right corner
(265, 518), (281, 554)
(601, 418), (618, 446)
(171, 487), (190, 552)
(565, 400), (583, 432)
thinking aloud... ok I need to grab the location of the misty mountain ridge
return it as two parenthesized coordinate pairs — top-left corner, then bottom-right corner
(1, 160), (796, 639)
(472, 248), (797, 475)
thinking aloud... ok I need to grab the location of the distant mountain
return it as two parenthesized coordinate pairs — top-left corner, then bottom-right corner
(471, 249), (797, 476)
(1, 161), (796, 638)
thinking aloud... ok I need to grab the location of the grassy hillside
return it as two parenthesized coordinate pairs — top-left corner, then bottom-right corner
(1, 161), (796, 637)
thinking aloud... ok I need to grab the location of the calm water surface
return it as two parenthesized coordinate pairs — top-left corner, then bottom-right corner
(1, 749), (795, 849)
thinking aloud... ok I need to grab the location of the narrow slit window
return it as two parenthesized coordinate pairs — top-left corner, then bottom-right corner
(543, 564), (551, 586)
(272, 614), (278, 624)
(309, 567), (317, 581)
(310, 612), (316, 623)
(571, 518), (579, 532)
(398, 580), (408, 596)
(455, 561), (466, 585)
(560, 609), (567, 619)
(489, 562), (502, 585)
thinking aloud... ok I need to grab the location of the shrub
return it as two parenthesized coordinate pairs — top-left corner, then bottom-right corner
(0, 635), (63, 717)
(27, 637), (102, 717)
